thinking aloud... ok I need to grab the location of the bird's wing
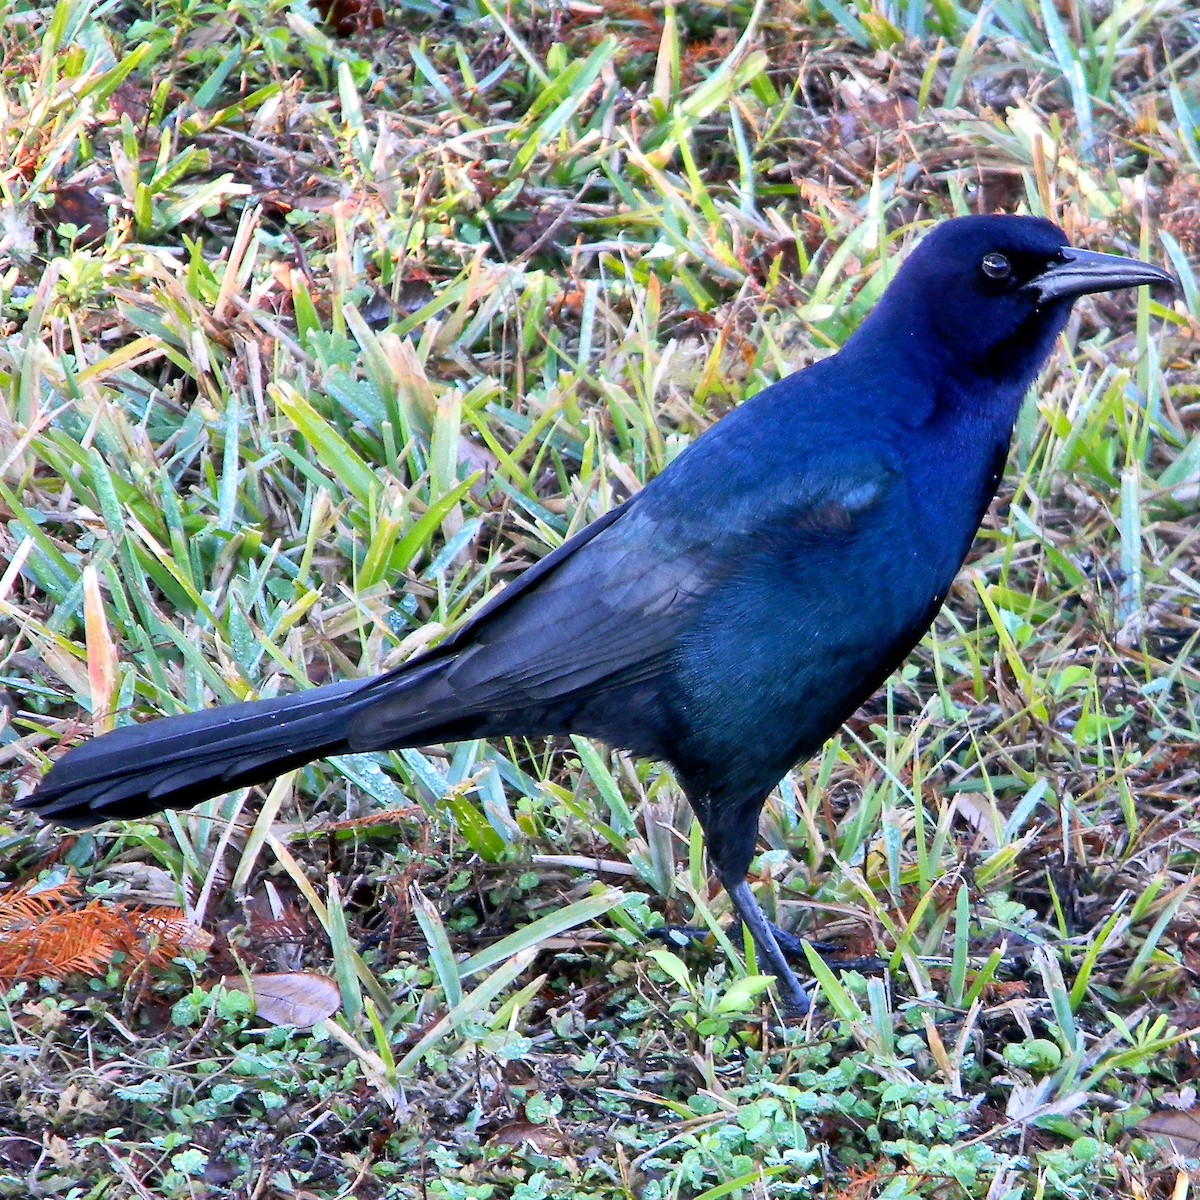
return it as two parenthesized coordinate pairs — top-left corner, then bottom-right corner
(348, 447), (896, 744)
(347, 495), (701, 742)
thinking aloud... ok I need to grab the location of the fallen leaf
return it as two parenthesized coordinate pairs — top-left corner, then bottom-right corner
(312, 0), (382, 35)
(1138, 1108), (1200, 1155)
(46, 183), (109, 245)
(218, 972), (340, 1028)
(487, 1122), (569, 1154)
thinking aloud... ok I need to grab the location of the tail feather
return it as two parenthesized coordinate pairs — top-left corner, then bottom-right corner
(20, 679), (373, 827)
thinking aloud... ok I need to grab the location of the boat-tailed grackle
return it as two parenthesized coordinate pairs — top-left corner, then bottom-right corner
(17, 215), (1175, 1016)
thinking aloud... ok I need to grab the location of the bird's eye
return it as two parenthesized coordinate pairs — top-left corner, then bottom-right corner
(981, 252), (1012, 281)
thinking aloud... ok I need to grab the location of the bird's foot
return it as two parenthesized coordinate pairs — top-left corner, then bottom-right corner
(647, 922), (831, 960)
(721, 877), (812, 1018)
(647, 905), (825, 1018)
(647, 915), (812, 1017)
(764, 922), (837, 962)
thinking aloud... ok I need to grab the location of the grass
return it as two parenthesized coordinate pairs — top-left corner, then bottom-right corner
(1, 0), (1199, 1195)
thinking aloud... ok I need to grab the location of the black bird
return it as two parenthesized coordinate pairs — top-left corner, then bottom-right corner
(18, 215), (1173, 1016)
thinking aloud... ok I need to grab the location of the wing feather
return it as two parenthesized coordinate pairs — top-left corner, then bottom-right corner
(348, 450), (895, 746)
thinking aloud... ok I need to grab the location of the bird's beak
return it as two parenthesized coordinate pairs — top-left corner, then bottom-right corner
(1027, 247), (1177, 304)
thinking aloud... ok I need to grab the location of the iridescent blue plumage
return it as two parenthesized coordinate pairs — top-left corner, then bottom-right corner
(21, 215), (1173, 1015)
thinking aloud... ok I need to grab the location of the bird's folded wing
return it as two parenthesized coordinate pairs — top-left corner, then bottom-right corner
(348, 450), (895, 740)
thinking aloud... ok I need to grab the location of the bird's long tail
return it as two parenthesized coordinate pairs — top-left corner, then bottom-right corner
(19, 678), (378, 828)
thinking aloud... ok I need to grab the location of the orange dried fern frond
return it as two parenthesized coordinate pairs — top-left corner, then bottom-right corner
(0, 878), (212, 983)
(0, 877), (80, 923)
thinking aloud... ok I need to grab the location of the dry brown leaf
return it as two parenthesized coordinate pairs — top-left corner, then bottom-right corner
(486, 1122), (569, 1154)
(218, 972), (340, 1028)
(102, 862), (187, 904)
(311, 0), (382, 35)
(45, 183), (109, 246)
(1137, 1108), (1200, 1155)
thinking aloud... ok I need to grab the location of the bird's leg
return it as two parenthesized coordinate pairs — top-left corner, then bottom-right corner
(720, 874), (811, 1018)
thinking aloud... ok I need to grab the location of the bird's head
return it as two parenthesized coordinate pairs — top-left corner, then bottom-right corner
(858, 214), (1174, 393)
